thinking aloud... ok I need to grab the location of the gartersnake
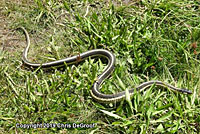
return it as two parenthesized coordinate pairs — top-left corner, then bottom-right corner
(19, 27), (192, 103)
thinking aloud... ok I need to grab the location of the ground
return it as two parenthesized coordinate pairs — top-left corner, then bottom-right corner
(0, 0), (200, 133)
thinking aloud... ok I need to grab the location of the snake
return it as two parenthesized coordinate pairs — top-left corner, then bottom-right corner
(19, 27), (192, 103)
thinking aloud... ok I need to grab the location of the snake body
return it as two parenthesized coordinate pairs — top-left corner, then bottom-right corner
(19, 27), (192, 103)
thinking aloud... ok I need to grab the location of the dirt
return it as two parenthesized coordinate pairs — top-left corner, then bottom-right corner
(0, 1), (26, 53)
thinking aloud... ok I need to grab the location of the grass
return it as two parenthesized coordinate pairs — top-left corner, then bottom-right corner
(0, 0), (200, 133)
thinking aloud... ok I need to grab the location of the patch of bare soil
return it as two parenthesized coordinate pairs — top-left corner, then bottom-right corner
(0, 1), (26, 54)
